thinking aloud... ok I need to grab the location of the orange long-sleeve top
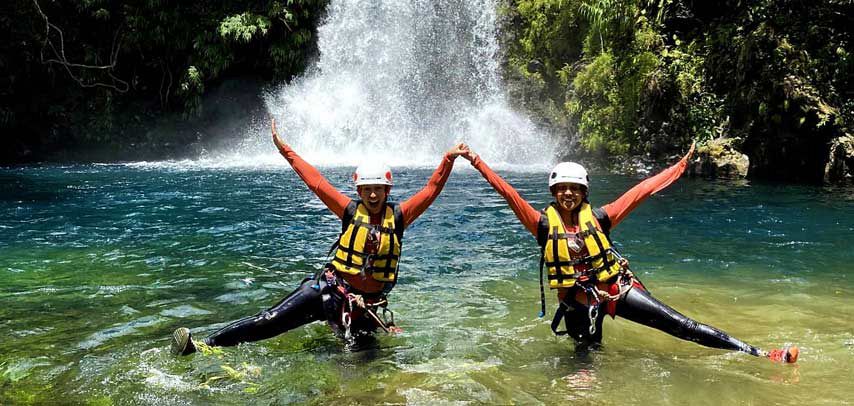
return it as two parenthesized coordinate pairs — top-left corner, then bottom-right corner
(468, 153), (692, 237)
(277, 144), (456, 292)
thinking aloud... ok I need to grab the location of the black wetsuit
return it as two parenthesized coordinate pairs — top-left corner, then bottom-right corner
(544, 208), (762, 356)
(554, 284), (762, 355)
(204, 274), (380, 348)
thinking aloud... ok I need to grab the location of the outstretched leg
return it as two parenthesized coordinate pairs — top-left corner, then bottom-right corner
(553, 285), (797, 362)
(205, 277), (326, 346)
(615, 286), (762, 356)
(172, 278), (326, 355)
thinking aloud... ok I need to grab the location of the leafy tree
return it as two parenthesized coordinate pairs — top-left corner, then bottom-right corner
(502, 0), (853, 181)
(1, 0), (328, 163)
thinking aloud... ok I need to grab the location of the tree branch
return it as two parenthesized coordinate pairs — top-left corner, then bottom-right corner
(159, 62), (173, 109)
(33, 0), (130, 93)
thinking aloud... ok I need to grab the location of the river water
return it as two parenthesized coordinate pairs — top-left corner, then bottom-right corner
(1, 163), (852, 404)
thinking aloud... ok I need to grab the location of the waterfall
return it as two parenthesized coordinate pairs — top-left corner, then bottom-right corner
(246, 0), (558, 168)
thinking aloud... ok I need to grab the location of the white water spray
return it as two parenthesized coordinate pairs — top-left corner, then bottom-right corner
(235, 0), (558, 168)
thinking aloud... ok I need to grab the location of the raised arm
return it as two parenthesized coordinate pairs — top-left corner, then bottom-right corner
(272, 119), (351, 219)
(465, 151), (541, 236)
(602, 143), (695, 229)
(399, 144), (467, 227)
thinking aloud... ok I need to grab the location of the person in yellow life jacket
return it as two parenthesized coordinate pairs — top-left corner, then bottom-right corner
(460, 145), (798, 363)
(170, 120), (468, 355)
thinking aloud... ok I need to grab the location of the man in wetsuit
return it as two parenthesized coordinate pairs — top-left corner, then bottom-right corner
(460, 145), (797, 363)
(170, 120), (468, 355)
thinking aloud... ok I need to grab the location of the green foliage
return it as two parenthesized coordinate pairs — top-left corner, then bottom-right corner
(569, 7), (675, 156)
(578, 0), (636, 51)
(503, 0), (852, 179)
(178, 66), (204, 117)
(219, 13), (272, 43)
(2, 0), (329, 162)
(669, 47), (725, 140)
(513, 0), (585, 82)
(571, 51), (628, 154)
(86, 396), (114, 406)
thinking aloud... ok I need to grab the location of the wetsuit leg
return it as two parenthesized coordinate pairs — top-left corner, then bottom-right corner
(205, 278), (325, 347)
(615, 287), (762, 356)
(342, 311), (380, 351)
(559, 300), (605, 345)
(349, 312), (379, 336)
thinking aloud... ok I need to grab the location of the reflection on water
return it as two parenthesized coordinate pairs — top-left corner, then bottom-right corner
(0, 164), (852, 404)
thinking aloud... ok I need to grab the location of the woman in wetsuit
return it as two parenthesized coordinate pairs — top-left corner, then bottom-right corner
(460, 145), (797, 363)
(170, 120), (468, 355)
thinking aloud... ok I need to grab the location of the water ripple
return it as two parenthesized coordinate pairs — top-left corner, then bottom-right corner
(1, 165), (853, 404)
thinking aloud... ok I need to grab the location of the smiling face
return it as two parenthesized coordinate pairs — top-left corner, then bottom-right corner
(357, 184), (390, 215)
(551, 182), (587, 213)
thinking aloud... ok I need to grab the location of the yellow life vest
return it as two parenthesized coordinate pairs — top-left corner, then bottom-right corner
(538, 202), (622, 288)
(331, 201), (403, 283)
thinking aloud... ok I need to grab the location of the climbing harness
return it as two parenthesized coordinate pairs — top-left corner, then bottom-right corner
(539, 248), (633, 310)
(548, 255), (637, 336)
(317, 267), (401, 339)
(355, 296), (401, 334)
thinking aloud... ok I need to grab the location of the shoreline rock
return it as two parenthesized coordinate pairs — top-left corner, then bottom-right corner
(824, 134), (854, 184)
(689, 138), (749, 179)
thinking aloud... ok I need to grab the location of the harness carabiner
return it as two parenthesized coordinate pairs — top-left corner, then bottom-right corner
(341, 308), (352, 341)
(588, 303), (599, 335)
(583, 285), (601, 335)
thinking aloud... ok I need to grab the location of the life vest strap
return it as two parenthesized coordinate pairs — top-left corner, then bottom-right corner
(550, 226), (565, 284)
(586, 221), (615, 269)
(546, 261), (612, 282)
(370, 257), (399, 279)
(547, 229), (596, 240)
(351, 218), (395, 235)
(545, 247), (612, 278)
(332, 254), (399, 268)
(333, 251), (399, 271)
(371, 253), (399, 261)
(334, 245), (369, 257)
(538, 250), (546, 318)
(545, 256), (594, 268)
(334, 245), (400, 260)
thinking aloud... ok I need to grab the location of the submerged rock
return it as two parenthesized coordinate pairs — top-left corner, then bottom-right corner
(823, 134), (854, 184)
(690, 138), (749, 179)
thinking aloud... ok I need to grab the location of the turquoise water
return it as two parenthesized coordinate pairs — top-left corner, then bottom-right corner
(1, 164), (852, 404)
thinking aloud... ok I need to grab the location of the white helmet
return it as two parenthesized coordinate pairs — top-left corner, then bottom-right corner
(548, 162), (588, 188)
(354, 162), (393, 186)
